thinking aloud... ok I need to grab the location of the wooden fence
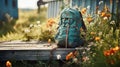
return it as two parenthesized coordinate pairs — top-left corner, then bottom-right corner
(46, 0), (120, 18)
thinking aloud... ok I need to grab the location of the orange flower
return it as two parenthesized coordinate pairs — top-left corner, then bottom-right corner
(101, 12), (106, 17)
(81, 8), (87, 15)
(6, 61), (12, 67)
(86, 17), (93, 23)
(104, 50), (110, 56)
(105, 13), (111, 18)
(100, 12), (111, 18)
(112, 46), (119, 51)
(109, 48), (115, 55)
(46, 18), (55, 27)
(95, 37), (100, 41)
(66, 52), (74, 60)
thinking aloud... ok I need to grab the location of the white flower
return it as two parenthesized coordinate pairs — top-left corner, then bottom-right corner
(24, 29), (30, 33)
(110, 20), (115, 24)
(87, 5), (90, 9)
(37, 21), (40, 24)
(29, 24), (33, 28)
(103, 17), (108, 20)
(73, 58), (78, 63)
(82, 51), (86, 54)
(99, 1), (103, 5)
(97, 10), (101, 15)
(56, 54), (61, 60)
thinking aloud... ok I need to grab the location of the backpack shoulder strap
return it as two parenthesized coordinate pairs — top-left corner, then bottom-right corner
(79, 12), (87, 32)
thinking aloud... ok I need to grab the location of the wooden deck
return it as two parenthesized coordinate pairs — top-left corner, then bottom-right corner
(0, 40), (76, 61)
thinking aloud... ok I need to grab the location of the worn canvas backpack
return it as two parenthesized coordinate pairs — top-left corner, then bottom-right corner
(55, 8), (86, 48)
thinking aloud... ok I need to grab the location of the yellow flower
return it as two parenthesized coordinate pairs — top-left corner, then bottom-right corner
(101, 12), (106, 17)
(48, 39), (51, 43)
(95, 37), (100, 41)
(90, 32), (96, 35)
(113, 46), (119, 51)
(86, 16), (93, 23)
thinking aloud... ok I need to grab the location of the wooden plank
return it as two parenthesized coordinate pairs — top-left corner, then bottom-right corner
(0, 41), (76, 61)
(0, 48), (75, 61)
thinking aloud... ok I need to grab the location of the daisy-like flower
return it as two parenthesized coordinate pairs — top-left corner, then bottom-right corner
(37, 21), (40, 24)
(99, 1), (103, 5)
(103, 17), (108, 20)
(87, 5), (90, 9)
(56, 54), (61, 60)
(110, 20), (115, 24)
(24, 29), (30, 33)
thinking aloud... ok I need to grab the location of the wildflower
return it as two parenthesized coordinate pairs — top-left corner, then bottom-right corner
(105, 13), (111, 18)
(6, 61), (12, 67)
(86, 16), (93, 23)
(82, 56), (89, 62)
(104, 50), (110, 56)
(95, 37), (100, 41)
(97, 10), (101, 15)
(90, 32), (96, 35)
(112, 46), (119, 51)
(36, 21), (41, 27)
(56, 54), (61, 60)
(103, 17), (108, 20)
(48, 39), (51, 46)
(24, 29), (30, 33)
(87, 5), (90, 9)
(66, 52), (74, 60)
(82, 51), (86, 54)
(47, 18), (56, 27)
(110, 20), (115, 24)
(99, 1), (103, 5)
(29, 24), (33, 28)
(81, 8), (87, 15)
(73, 58), (78, 63)
(109, 48), (115, 55)
(37, 21), (40, 24)
(101, 12), (106, 17)
(66, 51), (78, 61)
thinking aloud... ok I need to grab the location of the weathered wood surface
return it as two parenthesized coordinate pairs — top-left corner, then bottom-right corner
(0, 40), (76, 61)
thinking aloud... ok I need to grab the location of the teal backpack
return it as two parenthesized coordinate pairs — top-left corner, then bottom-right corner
(55, 8), (86, 48)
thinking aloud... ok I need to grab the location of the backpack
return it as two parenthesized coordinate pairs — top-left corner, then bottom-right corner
(55, 8), (85, 48)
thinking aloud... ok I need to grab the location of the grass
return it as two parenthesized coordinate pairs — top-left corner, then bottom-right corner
(0, 7), (48, 41)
